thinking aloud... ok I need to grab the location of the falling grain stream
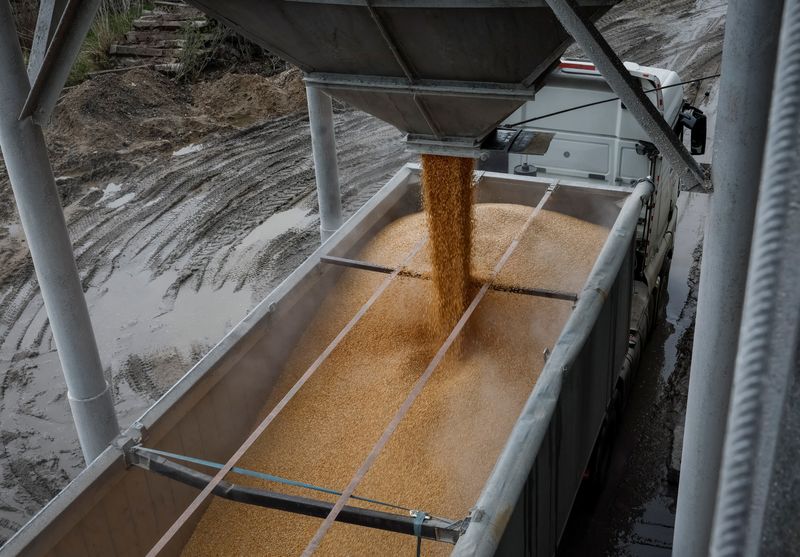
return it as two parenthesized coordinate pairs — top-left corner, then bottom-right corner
(420, 155), (475, 336)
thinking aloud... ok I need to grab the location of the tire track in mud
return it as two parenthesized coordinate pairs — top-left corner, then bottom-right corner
(0, 108), (412, 544)
(0, 109), (410, 357)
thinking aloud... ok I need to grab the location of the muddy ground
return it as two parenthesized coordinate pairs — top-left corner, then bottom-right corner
(0, 0), (725, 548)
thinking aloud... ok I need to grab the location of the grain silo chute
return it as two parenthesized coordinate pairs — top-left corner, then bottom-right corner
(187, 0), (619, 156)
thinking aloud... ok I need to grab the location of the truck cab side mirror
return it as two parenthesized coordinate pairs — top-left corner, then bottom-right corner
(680, 104), (707, 156)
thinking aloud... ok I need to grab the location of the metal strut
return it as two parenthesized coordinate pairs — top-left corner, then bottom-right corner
(27, 0), (68, 80)
(543, 0), (706, 189)
(21, 0), (103, 125)
(306, 85), (343, 241)
(131, 450), (464, 545)
(319, 255), (579, 302)
(0, 0), (118, 463)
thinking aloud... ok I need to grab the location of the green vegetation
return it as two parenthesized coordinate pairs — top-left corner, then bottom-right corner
(177, 23), (286, 82)
(175, 24), (225, 83)
(68, 1), (152, 85)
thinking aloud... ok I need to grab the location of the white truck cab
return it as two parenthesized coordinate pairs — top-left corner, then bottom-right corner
(481, 59), (706, 295)
(506, 60), (684, 187)
(480, 59), (707, 346)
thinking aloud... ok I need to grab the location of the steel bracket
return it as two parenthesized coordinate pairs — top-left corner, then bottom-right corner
(304, 73), (537, 101)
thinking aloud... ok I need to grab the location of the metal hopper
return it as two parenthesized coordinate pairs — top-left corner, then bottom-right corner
(186, 0), (620, 154)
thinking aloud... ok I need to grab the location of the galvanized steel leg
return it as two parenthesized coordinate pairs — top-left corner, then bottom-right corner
(710, 0), (800, 552)
(21, 0), (102, 125)
(306, 85), (343, 242)
(544, 0), (706, 189)
(27, 0), (68, 81)
(0, 2), (119, 463)
(673, 0), (784, 554)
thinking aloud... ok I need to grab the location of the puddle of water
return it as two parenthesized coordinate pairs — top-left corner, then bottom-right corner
(87, 258), (252, 364)
(6, 223), (23, 239)
(107, 192), (136, 210)
(666, 193), (708, 322)
(172, 143), (204, 157)
(659, 192), (709, 380)
(237, 207), (314, 250)
(99, 182), (123, 203)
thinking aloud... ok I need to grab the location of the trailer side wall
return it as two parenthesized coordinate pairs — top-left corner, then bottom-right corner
(494, 243), (633, 555)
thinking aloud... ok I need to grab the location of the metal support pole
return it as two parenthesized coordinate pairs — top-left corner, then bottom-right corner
(306, 85), (343, 242)
(27, 0), (68, 81)
(0, 3), (119, 463)
(544, 0), (706, 189)
(21, 0), (103, 125)
(673, 0), (784, 554)
(710, 0), (800, 554)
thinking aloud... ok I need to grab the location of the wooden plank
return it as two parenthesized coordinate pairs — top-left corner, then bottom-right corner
(137, 11), (202, 22)
(109, 44), (184, 58)
(132, 19), (207, 29)
(123, 39), (186, 49)
(153, 63), (183, 74)
(88, 64), (150, 77)
(154, 0), (190, 7)
(125, 30), (212, 42)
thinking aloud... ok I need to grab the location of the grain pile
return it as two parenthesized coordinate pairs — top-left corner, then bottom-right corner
(420, 155), (475, 334)
(181, 204), (609, 557)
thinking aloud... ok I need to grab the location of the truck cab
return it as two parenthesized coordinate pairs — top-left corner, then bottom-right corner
(483, 59), (704, 297)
